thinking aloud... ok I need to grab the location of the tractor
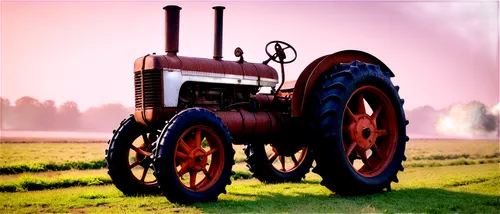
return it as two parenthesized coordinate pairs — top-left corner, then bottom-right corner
(105, 5), (409, 204)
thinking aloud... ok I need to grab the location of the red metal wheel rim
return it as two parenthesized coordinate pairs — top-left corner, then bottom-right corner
(267, 146), (308, 173)
(127, 133), (157, 186)
(173, 125), (225, 192)
(342, 85), (398, 178)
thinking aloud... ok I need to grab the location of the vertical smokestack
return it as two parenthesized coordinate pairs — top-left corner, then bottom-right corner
(163, 5), (182, 55)
(213, 6), (225, 60)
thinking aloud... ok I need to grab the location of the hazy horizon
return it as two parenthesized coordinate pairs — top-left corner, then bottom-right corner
(1, 95), (499, 140)
(2, 0), (498, 110)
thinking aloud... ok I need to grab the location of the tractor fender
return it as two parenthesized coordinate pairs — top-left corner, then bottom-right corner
(291, 50), (395, 117)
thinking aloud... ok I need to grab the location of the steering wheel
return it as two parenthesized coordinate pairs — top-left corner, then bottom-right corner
(264, 40), (297, 64)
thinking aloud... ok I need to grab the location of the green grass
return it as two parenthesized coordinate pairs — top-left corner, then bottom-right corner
(0, 167), (254, 193)
(0, 163), (498, 213)
(410, 152), (500, 160)
(0, 159), (107, 175)
(404, 158), (500, 168)
(404, 139), (499, 158)
(0, 139), (499, 213)
(0, 140), (497, 176)
(0, 175), (112, 192)
(2, 140), (498, 166)
(0, 142), (108, 165)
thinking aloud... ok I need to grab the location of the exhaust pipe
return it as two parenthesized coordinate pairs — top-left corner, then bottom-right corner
(213, 6), (225, 60)
(163, 5), (181, 55)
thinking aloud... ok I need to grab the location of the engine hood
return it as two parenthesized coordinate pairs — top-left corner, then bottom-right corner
(134, 54), (279, 82)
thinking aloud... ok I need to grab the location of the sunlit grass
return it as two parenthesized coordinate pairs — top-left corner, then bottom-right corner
(0, 143), (108, 165)
(0, 160), (107, 175)
(0, 167), (254, 193)
(404, 139), (499, 158)
(2, 140), (498, 166)
(0, 163), (498, 213)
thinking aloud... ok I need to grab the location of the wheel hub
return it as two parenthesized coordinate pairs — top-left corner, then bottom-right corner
(185, 148), (208, 172)
(136, 144), (153, 168)
(349, 115), (377, 150)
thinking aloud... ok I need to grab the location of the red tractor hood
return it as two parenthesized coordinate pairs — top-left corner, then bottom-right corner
(134, 54), (279, 82)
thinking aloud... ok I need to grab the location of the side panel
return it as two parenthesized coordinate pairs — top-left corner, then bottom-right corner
(163, 69), (278, 107)
(291, 50), (395, 117)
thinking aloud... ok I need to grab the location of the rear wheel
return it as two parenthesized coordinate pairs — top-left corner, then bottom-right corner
(244, 142), (313, 183)
(105, 115), (161, 195)
(311, 60), (409, 195)
(154, 108), (235, 204)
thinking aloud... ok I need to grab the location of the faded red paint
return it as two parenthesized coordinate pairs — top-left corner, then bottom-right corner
(253, 94), (287, 110)
(134, 55), (279, 81)
(215, 110), (284, 137)
(280, 80), (297, 91)
(343, 85), (398, 178)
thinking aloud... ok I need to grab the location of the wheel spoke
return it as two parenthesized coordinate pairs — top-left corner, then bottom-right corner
(140, 167), (148, 181)
(142, 134), (149, 145)
(131, 145), (152, 156)
(179, 139), (192, 153)
(375, 129), (388, 137)
(371, 105), (382, 121)
(175, 151), (189, 160)
(349, 155), (356, 163)
(346, 142), (357, 157)
(129, 161), (140, 169)
(146, 134), (158, 150)
(372, 144), (383, 159)
(202, 168), (211, 180)
(291, 155), (299, 166)
(360, 152), (372, 169)
(279, 155), (286, 171)
(269, 152), (279, 163)
(178, 163), (189, 176)
(205, 148), (218, 156)
(195, 130), (202, 148)
(346, 107), (357, 122)
(356, 93), (366, 114)
(189, 171), (197, 188)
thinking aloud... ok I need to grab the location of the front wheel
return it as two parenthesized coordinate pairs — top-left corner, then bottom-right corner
(105, 115), (161, 195)
(154, 108), (235, 204)
(311, 60), (409, 195)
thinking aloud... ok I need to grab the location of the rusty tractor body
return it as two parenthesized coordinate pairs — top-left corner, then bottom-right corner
(105, 5), (409, 204)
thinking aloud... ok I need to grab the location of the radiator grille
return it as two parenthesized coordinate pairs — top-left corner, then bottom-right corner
(134, 70), (163, 108)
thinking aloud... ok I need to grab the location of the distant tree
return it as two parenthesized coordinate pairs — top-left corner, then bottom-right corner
(80, 103), (131, 132)
(57, 101), (81, 130)
(12, 96), (44, 130)
(406, 106), (436, 136)
(0, 97), (11, 130)
(42, 100), (57, 130)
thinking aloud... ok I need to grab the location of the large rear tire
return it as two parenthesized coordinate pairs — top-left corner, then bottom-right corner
(310, 60), (409, 195)
(153, 108), (235, 204)
(105, 115), (161, 195)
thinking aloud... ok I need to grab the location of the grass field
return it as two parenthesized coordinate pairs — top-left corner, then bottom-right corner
(0, 139), (499, 213)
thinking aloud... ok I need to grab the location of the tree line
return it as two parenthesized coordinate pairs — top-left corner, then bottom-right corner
(0, 96), (500, 137)
(0, 96), (134, 132)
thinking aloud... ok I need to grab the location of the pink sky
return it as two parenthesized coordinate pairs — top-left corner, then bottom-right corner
(1, 0), (499, 111)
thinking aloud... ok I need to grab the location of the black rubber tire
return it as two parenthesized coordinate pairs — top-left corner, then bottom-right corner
(153, 108), (235, 204)
(244, 142), (314, 183)
(105, 115), (161, 196)
(310, 60), (409, 195)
